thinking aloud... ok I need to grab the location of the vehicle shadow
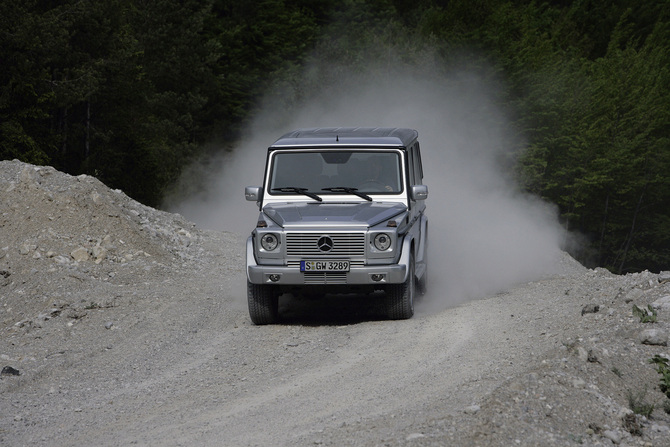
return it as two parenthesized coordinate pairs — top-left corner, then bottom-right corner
(277, 291), (391, 325)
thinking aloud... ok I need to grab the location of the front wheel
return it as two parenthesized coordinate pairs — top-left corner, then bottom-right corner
(247, 281), (279, 325)
(386, 254), (415, 319)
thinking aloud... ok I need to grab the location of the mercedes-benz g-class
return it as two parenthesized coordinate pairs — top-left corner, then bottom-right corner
(245, 127), (428, 324)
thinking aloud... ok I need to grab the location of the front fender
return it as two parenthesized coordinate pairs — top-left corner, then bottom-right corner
(397, 215), (427, 282)
(246, 236), (257, 281)
(398, 233), (414, 282)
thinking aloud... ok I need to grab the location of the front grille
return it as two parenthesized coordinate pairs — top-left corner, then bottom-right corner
(304, 272), (348, 284)
(286, 233), (365, 256)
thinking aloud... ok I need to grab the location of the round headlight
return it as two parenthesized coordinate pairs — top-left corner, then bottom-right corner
(373, 233), (392, 251)
(261, 233), (279, 251)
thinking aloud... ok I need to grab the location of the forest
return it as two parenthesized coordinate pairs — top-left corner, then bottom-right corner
(1, 0), (668, 273)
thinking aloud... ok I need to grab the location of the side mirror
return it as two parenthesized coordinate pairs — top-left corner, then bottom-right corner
(410, 185), (428, 201)
(245, 186), (262, 202)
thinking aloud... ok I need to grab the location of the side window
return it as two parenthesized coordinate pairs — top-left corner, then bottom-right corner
(407, 147), (415, 186)
(413, 143), (424, 185)
(408, 143), (423, 186)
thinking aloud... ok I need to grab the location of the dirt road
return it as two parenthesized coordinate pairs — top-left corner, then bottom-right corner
(2, 160), (669, 446)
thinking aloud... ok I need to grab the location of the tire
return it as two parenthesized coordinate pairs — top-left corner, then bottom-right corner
(386, 254), (415, 319)
(247, 281), (279, 325)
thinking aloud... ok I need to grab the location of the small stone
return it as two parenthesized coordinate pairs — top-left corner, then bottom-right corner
(1, 366), (21, 376)
(19, 243), (37, 255)
(71, 247), (89, 262)
(101, 235), (115, 250)
(638, 329), (668, 346)
(622, 288), (645, 303)
(587, 349), (599, 363)
(651, 296), (670, 311)
(54, 255), (70, 264)
(406, 433), (425, 441)
(581, 304), (600, 315)
(603, 429), (622, 444)
(464, 405), (481, 415)
(105, 322), (114, 330)
(92, 245), (107, 264)
(651, 423), (670, 433)
(90, 191), (102, 205)
(577, 347), (589, 362)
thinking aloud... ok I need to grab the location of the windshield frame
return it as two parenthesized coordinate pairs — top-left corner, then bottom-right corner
(263, 148), (407, 205)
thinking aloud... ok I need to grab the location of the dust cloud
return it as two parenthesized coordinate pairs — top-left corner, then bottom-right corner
(164, 63), (566, 312)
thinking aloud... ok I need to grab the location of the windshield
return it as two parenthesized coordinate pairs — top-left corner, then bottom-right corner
(269, 151), (402, 195)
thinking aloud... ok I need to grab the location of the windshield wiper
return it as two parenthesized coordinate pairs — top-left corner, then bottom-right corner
(322, 187), (372, 201)
(272, 187), (322, 202)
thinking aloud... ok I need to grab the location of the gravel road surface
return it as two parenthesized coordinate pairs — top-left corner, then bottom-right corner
(2, 160), (670, 446)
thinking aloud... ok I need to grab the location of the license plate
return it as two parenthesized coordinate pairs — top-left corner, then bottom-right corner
(300, 260), (350, 272)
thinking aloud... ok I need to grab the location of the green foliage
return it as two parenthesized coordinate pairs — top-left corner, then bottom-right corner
(649, 355), (670, 399)
(509, 2), (670, 272)
(626, 386), (655, 418)
(632, 304), (657, 323)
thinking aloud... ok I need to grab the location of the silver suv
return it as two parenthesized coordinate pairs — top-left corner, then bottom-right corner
(244, 128), (428, 324)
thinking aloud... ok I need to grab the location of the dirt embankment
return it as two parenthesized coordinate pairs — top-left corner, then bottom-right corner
(1, 160), (670, 446)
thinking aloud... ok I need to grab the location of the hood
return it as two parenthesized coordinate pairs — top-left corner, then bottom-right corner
(262, 202), (407, 229)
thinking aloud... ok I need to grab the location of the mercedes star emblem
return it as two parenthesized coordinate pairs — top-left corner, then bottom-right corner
(317, 236), (334, 252)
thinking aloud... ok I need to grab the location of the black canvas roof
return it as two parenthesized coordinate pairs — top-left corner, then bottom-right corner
(271, 127), (418, 148)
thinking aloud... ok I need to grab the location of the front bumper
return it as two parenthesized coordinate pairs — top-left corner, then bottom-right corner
(246, 237), (408, 286)
(247, 263), (407, 285)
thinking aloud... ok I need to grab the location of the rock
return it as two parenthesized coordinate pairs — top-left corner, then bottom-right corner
(572, 378), (586, 388)
(603, 429), (622, 444)
(660, 271), (670, 283)
(406, 433), (426, 441)
(101, 234), (115, 250)
(54, 255), (70, 264)
(464, 405), (481, 415)
(0, 270), (10, 287)
(581, 304), (600, 315)
(20, 165), (39, 188)
(621, 288), (645, 303)
(91, 245), (107, 264)
(105, 322), (114, 330)
(90, 191), (102, 205)
(651, 423), (670, 434)
(1, 366), (21, 376)
(19, 242), (37, 255)
(576, 346), (589, 362)
(638, 329), (668, 346)
(651, 295), (670, 311)
(71, 247), (90, 262)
